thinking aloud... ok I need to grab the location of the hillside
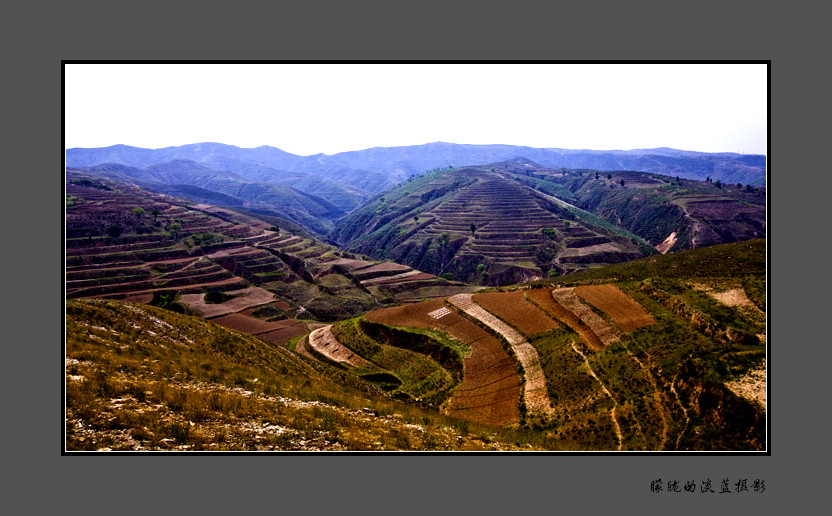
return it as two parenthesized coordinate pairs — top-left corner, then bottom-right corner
(510, 165), (766, 251)
(311, 239), (767, 450)
(68, 161), (349, 235)
(332, 160), (765, 285)
(65, 173), (470, 333)
(66, 299), (547, 451)
(65, 240), (766, 451)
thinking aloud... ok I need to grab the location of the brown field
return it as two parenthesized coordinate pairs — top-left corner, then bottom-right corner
(179, 286), (276, 318)
(366, 300), (520, 426)
(209, 313), (304, 339)
(574, 284), (656, 332)
(257, 321), (308, 345)
(473, 291), (560, 337)
(551, 288), (619, 347)
(525, 288), (605, 351)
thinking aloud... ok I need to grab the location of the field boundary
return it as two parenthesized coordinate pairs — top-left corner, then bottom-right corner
(447, 294), (554, 417)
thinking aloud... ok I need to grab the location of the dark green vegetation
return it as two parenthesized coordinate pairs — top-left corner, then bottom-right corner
(66, 299), (571, 451)
(328, 318), (461, 407)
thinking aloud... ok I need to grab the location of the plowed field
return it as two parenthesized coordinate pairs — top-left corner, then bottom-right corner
(525, 288), (605, 351)
(366, 300), (520, 426)
(574, 284), (655, 332)
(552, 288), (619, 347)
(209, 313), (307, 344)
(473, 291), (560, 337)
(179, 286), (276, 318)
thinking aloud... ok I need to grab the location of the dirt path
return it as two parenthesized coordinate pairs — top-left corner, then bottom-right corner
(307, 326), (370, 368)
(570, 341), (622, 450)
(448, 294), (554, 417)
(669, 375), (691, 450)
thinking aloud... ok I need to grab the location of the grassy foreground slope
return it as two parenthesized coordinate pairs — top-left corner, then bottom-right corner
(65, 299), (566, 451)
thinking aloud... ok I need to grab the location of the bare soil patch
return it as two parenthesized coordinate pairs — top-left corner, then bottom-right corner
(257, 322), (308, 345)
(725, 360), (766, 411)
(473, 291), (560, 337)
(308, 326), (370, 368)
(655, 231), (677, 254)
(209, 313), (300, 336)
(574, 284), (655, 333)
(710, 288), (754, 308)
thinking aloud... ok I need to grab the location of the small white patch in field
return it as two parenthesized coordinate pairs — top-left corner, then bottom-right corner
(428, 307), (451, 319)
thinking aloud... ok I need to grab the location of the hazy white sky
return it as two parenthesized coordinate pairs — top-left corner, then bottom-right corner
(64, 63), (767, 156)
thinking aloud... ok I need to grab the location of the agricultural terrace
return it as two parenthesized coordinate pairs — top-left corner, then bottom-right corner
(207, 312), (307, 345)
(366, 299), (521, 426)
(551, 288), (619, 347)
(525, 288), (605, 351)
(472, 291), (560, 337)
(574, 284), (656, 333)
(448, 294), (553, 416)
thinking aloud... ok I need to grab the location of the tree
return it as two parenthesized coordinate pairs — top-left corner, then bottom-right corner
(106, 224), (123, 238)
(595, 172), (600, 180)
(607, 173), (612, 180)
(470, 223), (477, 236)
(413, 216), (419, 223)
(168, 222), (182, 240)
(715, 179), (722, 188)
(477, 263), (486, 273)
(542, 227), (556, 239)
(132, 207), (145, 219)
(150, 207), (161, 223)
(619, 179), (625, 187)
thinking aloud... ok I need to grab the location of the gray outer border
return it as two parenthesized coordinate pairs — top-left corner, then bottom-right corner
(10, 0), (817, 513)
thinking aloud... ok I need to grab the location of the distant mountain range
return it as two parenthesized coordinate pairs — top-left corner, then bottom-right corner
(66, 141), (767, 190)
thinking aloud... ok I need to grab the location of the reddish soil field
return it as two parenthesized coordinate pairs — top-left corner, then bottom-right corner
(525, 288), (605, 351)
(366, 300), (520, 426)
(209, 313), (302, 337)
(257, 321), (308, 345)
(363, 272), (435, 286)
(574, 284), (655, 332)
(473, 291), (560, 337)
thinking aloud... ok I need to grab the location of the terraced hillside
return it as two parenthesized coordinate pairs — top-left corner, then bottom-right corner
(66, 172), (465, 337)
(313, 240), (766, 450)
(67, 161), (351, 236)
(509, 166), (766, 252)
(333, 162), (653, 285)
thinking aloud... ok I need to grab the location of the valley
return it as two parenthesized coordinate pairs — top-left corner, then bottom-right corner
(64, 146), (767, 452)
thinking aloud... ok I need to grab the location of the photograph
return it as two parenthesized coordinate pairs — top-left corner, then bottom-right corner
(63, 62), (767, 453)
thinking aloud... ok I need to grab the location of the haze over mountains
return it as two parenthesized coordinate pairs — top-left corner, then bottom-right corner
(66, 141), (767, 193)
